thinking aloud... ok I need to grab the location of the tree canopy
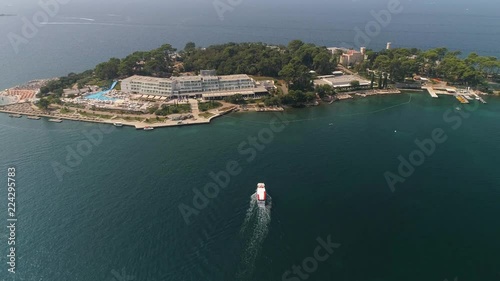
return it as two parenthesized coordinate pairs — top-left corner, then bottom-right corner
(355, 47), (499, 87)
(39, 40), (499, 99)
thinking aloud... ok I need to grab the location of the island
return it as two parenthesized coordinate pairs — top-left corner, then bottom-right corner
(1, 40), (498, 129)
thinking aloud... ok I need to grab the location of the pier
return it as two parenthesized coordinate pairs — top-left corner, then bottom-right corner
(422, 86), (439, 98)
(471, 92), (487, 104)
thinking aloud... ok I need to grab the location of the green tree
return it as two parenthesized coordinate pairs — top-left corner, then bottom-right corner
(184, 42), (196, 53)
(95, 58), (120, 80)
(224, 94), (246, 104)
(37, 98), (50, 110)
(350, 80), (360, 89)
(279, 59), (312, 90)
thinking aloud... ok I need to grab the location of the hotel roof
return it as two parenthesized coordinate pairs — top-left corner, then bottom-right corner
(122, 74), (251, 83)
(318, 75), (370, 88)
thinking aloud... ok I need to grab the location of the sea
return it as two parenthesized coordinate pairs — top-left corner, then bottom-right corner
(1, 1), (500, 280)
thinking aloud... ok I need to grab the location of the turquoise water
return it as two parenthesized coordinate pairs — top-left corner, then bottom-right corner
(1, 93), (500, 280)
(84, 90), (116, 101)
(85, 81), (118, 101)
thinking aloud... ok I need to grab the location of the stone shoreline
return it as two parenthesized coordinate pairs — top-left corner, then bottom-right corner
(0, 103), (238, 129)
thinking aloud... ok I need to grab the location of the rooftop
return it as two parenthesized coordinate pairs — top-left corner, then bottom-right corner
(122, 73), (252, 83)
(316, 75), (370, 88)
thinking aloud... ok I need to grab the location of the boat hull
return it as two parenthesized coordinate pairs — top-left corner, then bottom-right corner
(257, 199), (266, 207)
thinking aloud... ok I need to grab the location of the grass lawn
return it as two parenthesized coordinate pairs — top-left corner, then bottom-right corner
(60, 108), (74, 114)
(199, 112), (215, 119)
(198, 101), (222, 112)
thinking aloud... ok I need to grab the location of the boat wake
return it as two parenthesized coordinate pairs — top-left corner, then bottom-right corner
(236, 193), (272, 280)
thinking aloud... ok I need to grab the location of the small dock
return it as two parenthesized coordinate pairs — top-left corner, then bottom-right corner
(472, 93), (487, 104)
(423, 87), (439, 98)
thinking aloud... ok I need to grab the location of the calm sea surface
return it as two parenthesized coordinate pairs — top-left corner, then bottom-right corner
(1, 93), (500, 280)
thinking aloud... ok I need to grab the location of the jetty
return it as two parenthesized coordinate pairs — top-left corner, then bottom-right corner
(423, 86), (439, 98)
(472, 92), (487, 104)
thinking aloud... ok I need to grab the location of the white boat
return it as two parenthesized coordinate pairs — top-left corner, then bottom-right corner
(48, 119), (63, 123)
(9, 114), (22, 118)
(113, 122), (123, 127)
(256, 183), (267, 207)
(143, 126), (154, 131)
(27, 116), (41, 120)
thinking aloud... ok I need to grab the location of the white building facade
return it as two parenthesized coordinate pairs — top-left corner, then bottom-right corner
(121, 72), (258, 98)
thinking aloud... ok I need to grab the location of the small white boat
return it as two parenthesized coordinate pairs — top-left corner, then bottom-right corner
(143, 126), (154, 131)
(27, 116), (41, 120)
(256, 183), (267, 207)
(48, 119), (63, 123)
(113, 122), (123, 127)
(9, 114), (22, 118)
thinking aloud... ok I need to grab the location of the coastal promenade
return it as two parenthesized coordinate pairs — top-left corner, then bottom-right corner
(334, 89), (401, 100)
(0, 101), (237, 129)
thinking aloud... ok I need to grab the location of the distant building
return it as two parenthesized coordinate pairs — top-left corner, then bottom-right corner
(121, 71), (267, 99)
(386, 42), (392, 50)
(340, 49), (364, 66)
(315, 75), (371, 90)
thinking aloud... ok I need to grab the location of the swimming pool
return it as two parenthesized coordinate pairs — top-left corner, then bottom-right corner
(85, 90), (116, 101)
(84, 81), (118, 101)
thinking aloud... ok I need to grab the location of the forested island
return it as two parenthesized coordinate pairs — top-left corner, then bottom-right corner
(37, 40), (499, 108)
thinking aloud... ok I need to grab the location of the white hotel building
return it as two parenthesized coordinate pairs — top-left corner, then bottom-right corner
(120, 71), (266, 99)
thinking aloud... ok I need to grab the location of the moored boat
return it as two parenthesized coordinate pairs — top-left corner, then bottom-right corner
(9, 114), (22, 118)
(113, 122), (123, 127)
(27, 116), (41, 120)
(143, 126), (154, 131)
(48, 119), (63, 123)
